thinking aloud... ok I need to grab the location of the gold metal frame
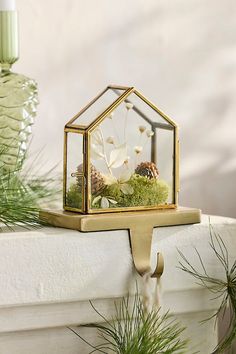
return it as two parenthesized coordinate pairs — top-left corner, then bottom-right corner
(63, 85), (180, 214)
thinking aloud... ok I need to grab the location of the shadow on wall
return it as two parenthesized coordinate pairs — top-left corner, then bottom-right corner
(181, 167), (236, 219)
(179, 94), (236, 219)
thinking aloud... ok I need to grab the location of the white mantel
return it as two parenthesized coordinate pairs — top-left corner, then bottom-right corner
(0, 215), (235, 353)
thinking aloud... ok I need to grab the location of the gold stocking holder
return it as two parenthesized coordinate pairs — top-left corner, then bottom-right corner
(40, 207), (201, 278)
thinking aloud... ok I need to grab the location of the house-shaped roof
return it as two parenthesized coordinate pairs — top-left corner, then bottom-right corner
(65, 85), (177, 131)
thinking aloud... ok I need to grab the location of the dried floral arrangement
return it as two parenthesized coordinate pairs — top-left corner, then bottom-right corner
(67, 102), (170, 210)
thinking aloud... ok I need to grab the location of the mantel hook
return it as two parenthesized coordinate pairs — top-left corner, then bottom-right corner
(129, 226), (164, 278)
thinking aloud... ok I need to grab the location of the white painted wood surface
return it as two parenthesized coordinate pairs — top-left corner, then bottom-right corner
(0, 215), (235, 353)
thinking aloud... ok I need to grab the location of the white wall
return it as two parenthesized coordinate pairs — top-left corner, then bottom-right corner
(15, 0), (236, 218)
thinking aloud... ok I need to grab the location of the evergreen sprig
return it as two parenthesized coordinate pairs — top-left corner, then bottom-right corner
(0, 145), (59, 230)
(179, 224), (236, 353)
(69, 294), (188, 354)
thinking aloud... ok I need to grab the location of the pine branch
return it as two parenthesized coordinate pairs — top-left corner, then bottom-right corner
(69, 294), (189, 354)
(178, 224), (236, 353)
(0, 145), (60, 231)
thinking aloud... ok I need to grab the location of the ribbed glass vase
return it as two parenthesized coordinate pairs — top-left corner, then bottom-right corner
(0, 66), (38, 170)
(0, 9), (38, 171)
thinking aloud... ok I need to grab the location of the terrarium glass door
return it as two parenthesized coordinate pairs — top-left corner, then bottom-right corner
(64, 130), (84, 212)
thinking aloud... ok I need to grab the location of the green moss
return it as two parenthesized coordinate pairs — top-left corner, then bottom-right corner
(66, 184), (82, 209)
(124, 174), (169, 207)
(95, 174), (169, 208)
(67, 175), (170, 210)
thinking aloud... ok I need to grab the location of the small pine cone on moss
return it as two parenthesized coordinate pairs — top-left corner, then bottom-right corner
(135, 161), (159, 179)
(72, 164), (105, 194)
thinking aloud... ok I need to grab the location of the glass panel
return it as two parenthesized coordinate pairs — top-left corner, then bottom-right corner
(65, 132), (84, 210)
(89, 94), (174, 211)
(72, 88), (126, 127)
(154, 128), (175, 204)
(126, 92), (173, 126)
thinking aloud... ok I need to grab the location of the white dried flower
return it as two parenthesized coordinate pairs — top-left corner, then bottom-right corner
(134, 146), (143, 154)
(120, 183), (134, 195)
(125, 102), (133, 110)
(92, 128), (103, 146)
(109, 143), (127, 169)
(103, 174), (117, 186)
(124, 156), (130, 165)
(92, 195), (102, 206)
(139, 125), (146, 133)
(101, 197), (110, 209)
(107, 112), (114, 119)
(106, 136), (115, 145)
(92, 195), (118, 208)
(146, 130), (154, 138)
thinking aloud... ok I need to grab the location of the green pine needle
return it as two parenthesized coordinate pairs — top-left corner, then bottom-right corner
(0, 145), (60, 231)
(178, 224), (236, 353)
(69, 294), (189, 354)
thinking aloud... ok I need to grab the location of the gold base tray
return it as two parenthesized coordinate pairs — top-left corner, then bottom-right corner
(40, 207), (201, 278)
(40, 207), (201, 232)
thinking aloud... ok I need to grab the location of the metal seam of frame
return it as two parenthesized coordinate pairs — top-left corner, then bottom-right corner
(107, 84), (131, 90)
(86, 204), (177, 214)
(174, 127), (179, 205)
(65, 124), (87, 130)
(63, 129), (85, 212)
(63, 131), (67, 209)
(64, 205), (177, 214)
(64, 127), (85, 134)
(84, 131), (89, 213)
(176, 128), (180, 199)
(86, 87), (135, 132)
(66, 87), (109, 127)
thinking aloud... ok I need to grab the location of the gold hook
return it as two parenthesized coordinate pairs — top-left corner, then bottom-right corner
(129, 226), (164, 278)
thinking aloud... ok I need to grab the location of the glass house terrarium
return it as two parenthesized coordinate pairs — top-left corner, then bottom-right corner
(64, 85), (179, 214)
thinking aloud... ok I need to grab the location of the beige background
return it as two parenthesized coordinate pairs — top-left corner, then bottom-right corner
(15, 0), (236, 218)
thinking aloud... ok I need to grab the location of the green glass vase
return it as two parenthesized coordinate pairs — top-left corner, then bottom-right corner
(0, 10), (38, 171)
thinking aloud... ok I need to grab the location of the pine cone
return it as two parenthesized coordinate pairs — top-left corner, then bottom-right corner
(72, 164), (104, 194)
(135, 161), (159, 179)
